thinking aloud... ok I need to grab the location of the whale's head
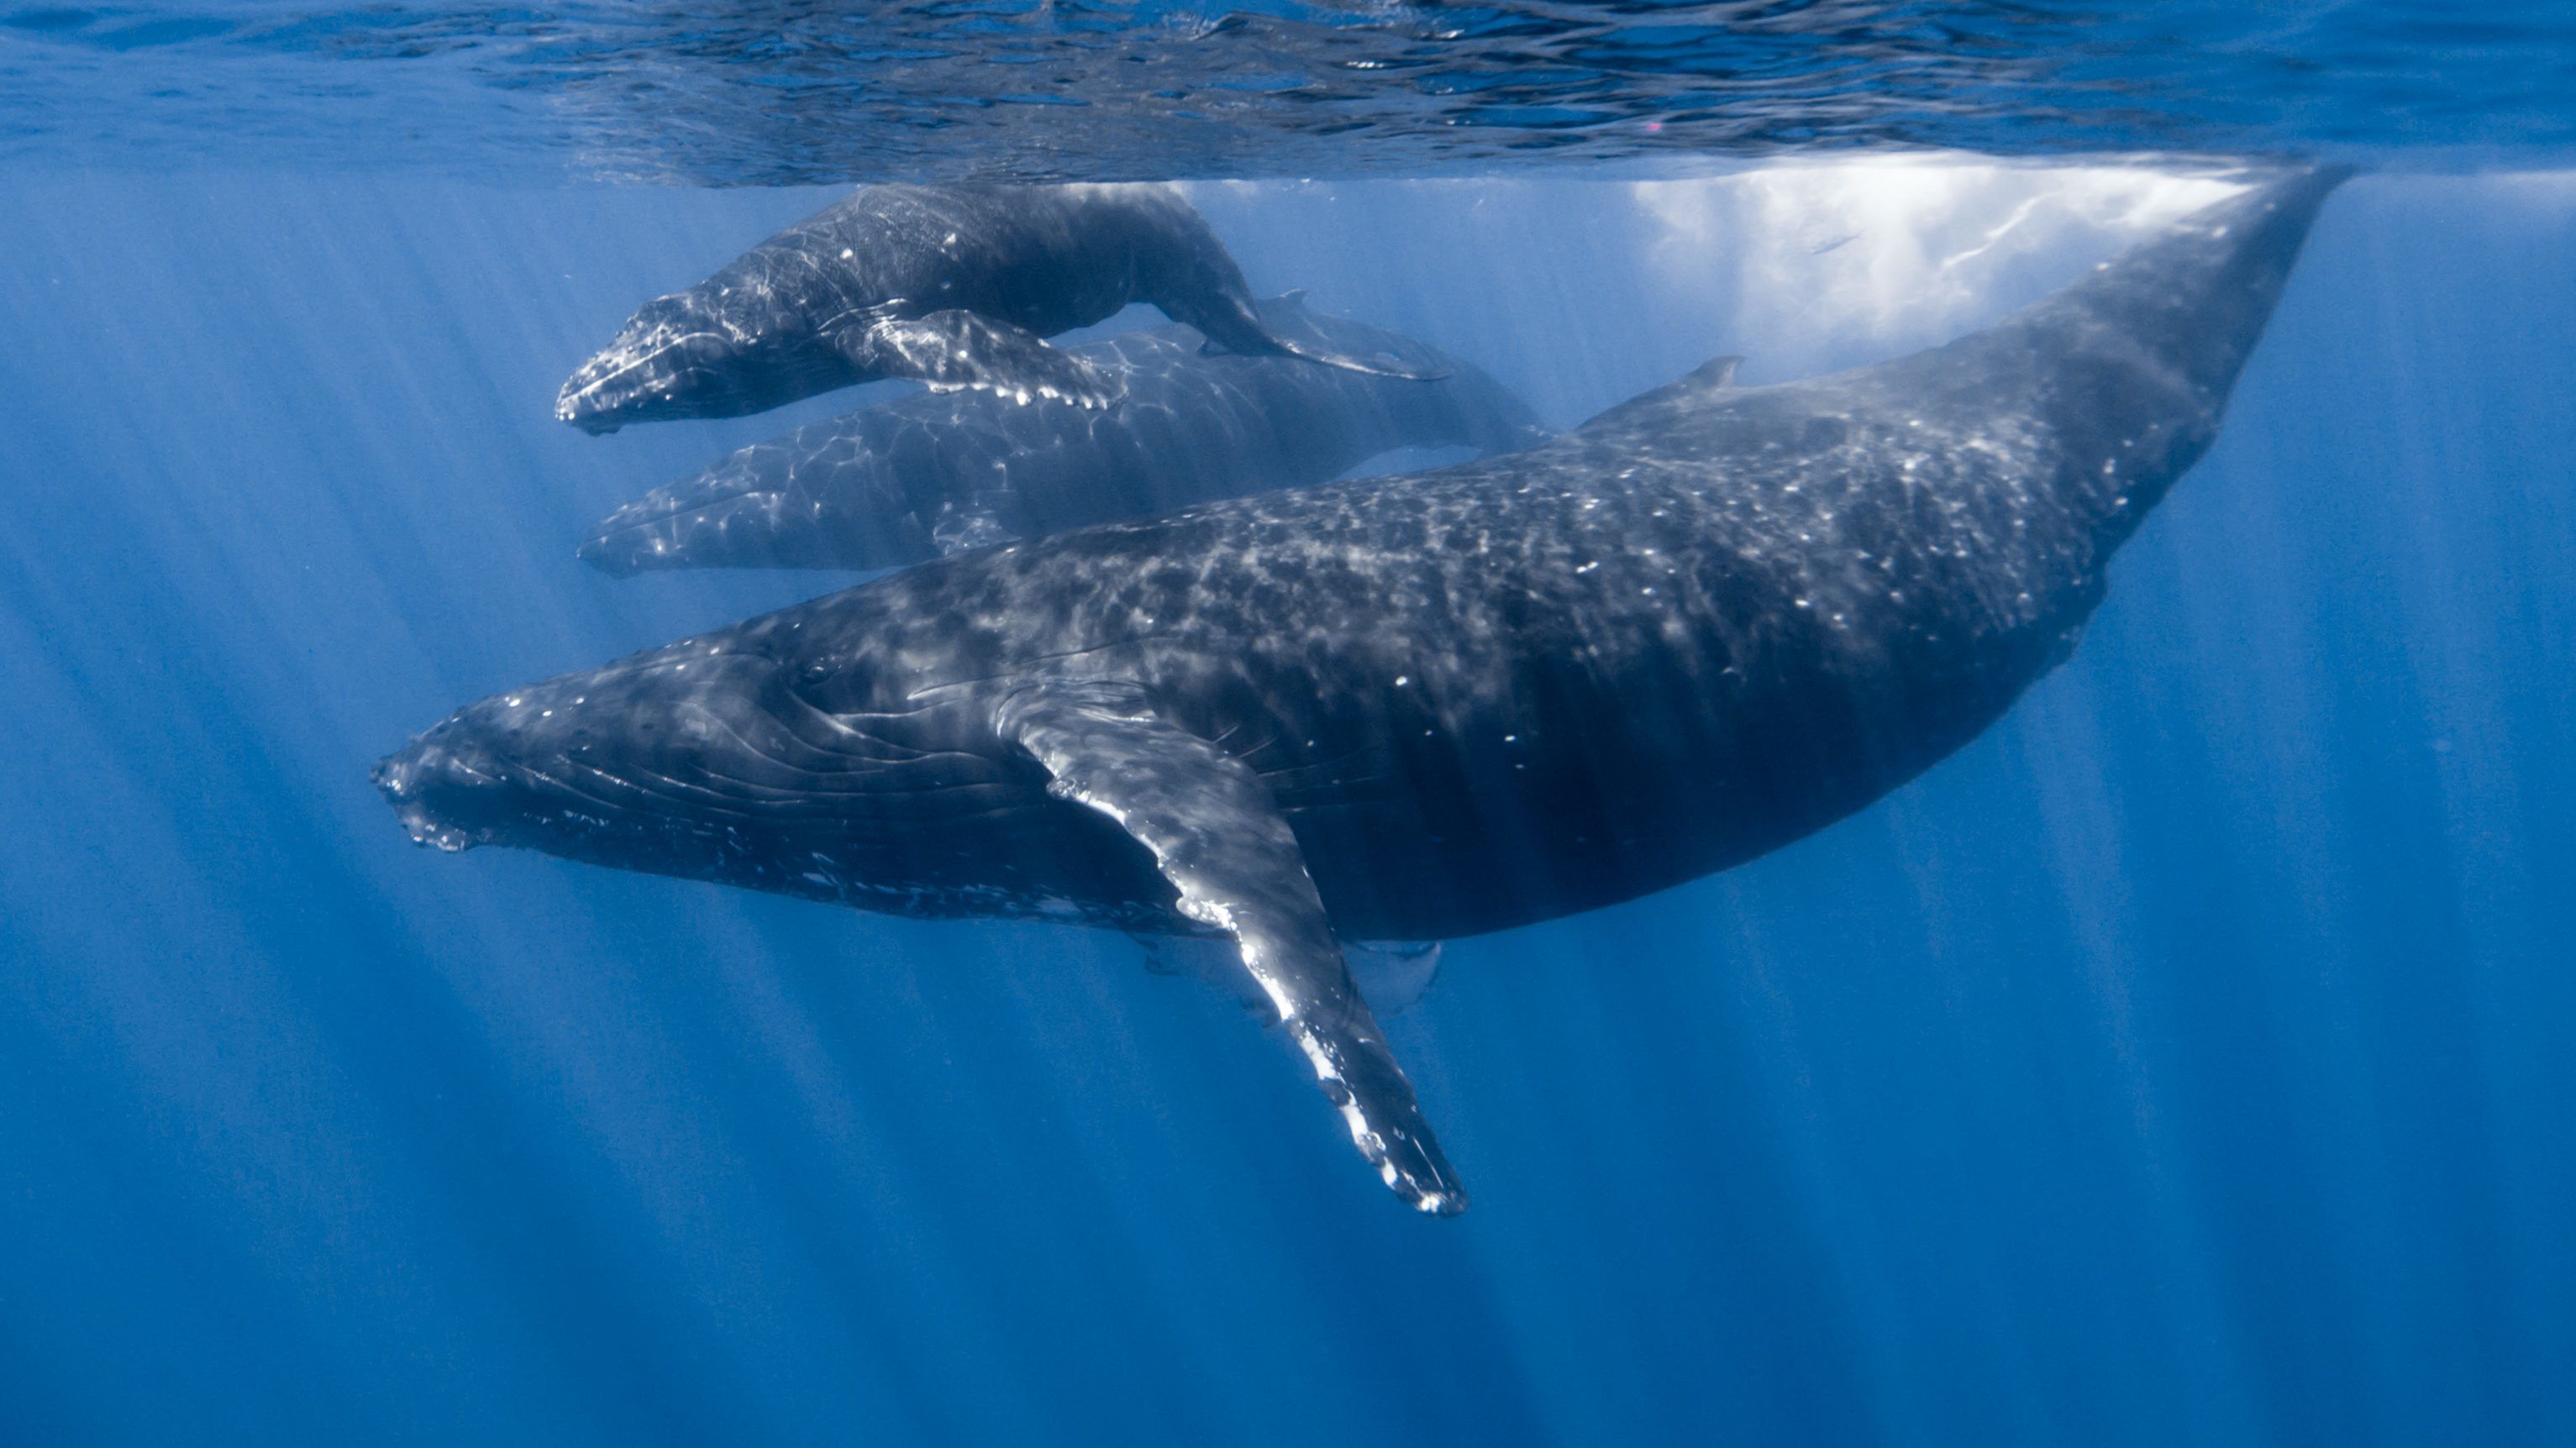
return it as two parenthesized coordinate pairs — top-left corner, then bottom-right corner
(371, 631), (1054, 908)
(371, 647), (780, 863)
(554, 286), (833, 433)
(371, 627), (891, 872)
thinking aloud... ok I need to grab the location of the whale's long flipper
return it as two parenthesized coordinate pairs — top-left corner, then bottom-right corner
(851, 311), (1124, 408)
(1122, 936), (1444, 1016)
(1180, 292), (1453, 383)
(1255, 329), (1454, 383)
(996, 679), (1466, 1215)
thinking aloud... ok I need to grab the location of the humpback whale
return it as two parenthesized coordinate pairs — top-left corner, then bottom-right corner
(383, 170), (2341, 1213)
(581, 296), (1548, 574)
(555, 184), (1441, 433)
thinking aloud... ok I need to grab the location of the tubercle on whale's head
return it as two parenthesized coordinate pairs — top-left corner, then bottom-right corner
(371, 646), (790, 868)
(372, 676), (620, 859)
(369, 635), (985, 900)
(554, 290), (772, 433)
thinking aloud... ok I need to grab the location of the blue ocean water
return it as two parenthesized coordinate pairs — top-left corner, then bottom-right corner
(5, 13), (2576, 1448)
(8, 3), (2576, 177)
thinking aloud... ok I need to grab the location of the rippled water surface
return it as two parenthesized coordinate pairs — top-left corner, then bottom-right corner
(7, 2), (2576, 178)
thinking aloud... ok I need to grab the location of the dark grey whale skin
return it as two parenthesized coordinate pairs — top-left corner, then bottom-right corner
(555, 183), (1434, 433)
(384, 171), (2340, 1211)
(579, 298), (1548, 574)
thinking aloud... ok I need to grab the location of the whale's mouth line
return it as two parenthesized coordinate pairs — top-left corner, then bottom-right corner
(383, 789), (478, 853)
(397, 807), (476, 852)
(556, 328), (735, 413)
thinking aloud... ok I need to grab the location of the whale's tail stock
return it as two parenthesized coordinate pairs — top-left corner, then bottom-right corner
(2074, 160), (2350, 396)
(1900, 160), (2349, 552)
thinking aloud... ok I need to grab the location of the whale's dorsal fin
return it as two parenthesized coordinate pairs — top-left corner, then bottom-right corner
(849, 310), (1124, 410)
(1684, 354), (1745, 389)
(996, 677), (1465, 1215)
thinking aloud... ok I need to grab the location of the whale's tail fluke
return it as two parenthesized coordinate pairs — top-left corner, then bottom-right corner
(1937, 161), (2346, 391)
(2053, 162), (2349, 401)
(1905, 162), (2347, 549)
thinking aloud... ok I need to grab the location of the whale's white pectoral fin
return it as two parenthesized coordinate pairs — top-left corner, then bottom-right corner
(850, 311), (1124, 409)
(996, 678), (1467, 1215)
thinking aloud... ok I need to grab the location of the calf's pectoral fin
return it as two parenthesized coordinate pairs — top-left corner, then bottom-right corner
(1258, 330), (1452, 383)
(1185, 296), (1452, 382)
(996, 679), (1467, 1215)
(1198, 324), (1454, 382)
(846, 311), (1123, 409)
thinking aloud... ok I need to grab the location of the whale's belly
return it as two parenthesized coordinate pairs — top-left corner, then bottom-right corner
(1260, 585), (2088, 942)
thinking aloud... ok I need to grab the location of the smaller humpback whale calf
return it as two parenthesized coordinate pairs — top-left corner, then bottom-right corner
(389, 170), (2341, 1212)
(555, 184), (1442, 433)
(580, 296), (1548, 574)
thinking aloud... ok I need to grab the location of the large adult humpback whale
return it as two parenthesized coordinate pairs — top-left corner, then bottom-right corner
(581, 296), (1548, 574)
(382, 170), (2341, 1214)
(555, 183), (1440, 433)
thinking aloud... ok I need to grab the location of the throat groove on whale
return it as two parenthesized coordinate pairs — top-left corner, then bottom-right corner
(392, 167), (2346, 1211)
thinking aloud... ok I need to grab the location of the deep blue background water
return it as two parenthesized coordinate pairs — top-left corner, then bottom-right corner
(3, 170), (2573, 1443)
